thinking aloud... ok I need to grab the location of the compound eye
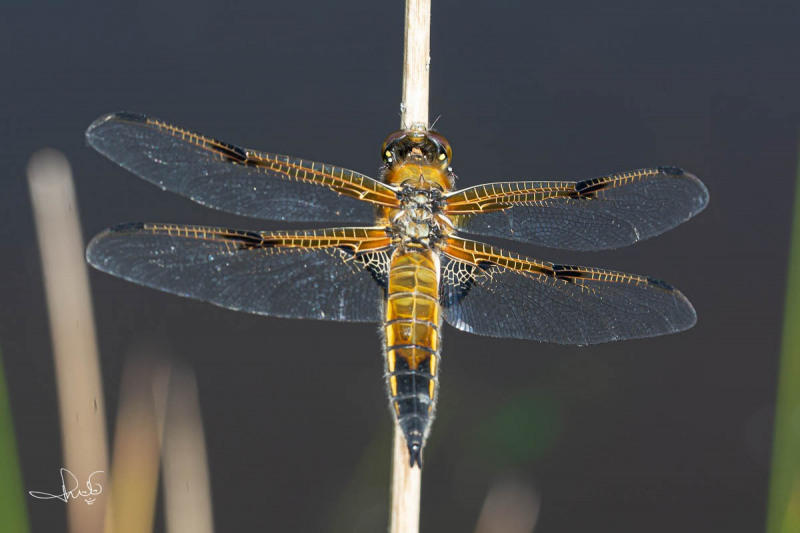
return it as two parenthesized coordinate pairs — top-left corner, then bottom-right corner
(427, 131), (445, 143)
(381, 130), (408, 161)
(426, 131), (452, 164)
(382, 130), (406, 149)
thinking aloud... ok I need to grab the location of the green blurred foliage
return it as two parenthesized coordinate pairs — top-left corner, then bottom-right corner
(766, 147), (800, 533)
(474, 390), (562, 469)
(0, 349), (31, 532)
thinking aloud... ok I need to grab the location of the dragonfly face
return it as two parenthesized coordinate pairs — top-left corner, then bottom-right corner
(381, 129), (454, 189)
(85, 112), (709, 467)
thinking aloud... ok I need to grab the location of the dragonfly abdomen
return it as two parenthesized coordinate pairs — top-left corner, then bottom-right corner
(383, 248), (441, 467)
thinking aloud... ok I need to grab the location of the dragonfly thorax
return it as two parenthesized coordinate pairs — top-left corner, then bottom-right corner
(391, 185), (451, 247)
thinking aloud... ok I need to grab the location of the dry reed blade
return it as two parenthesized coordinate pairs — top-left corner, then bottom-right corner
(106, 355), (166, 533)
(390, 1), (430, 532)
(27, 149), (110, 532)
(161, 367), (214, 533)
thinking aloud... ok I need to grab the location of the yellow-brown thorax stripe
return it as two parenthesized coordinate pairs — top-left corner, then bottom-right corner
(383, 164), (452, 190)
(384, 247), (441, 420)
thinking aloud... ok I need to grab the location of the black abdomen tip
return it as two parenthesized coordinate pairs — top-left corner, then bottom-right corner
(408, 442), (422, 468)
(400, 416), (425, 468)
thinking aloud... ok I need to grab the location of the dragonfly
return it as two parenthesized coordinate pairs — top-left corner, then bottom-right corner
(85, 112), (708, 467)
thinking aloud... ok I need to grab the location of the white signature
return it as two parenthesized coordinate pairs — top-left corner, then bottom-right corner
(29, 468), (104, 505)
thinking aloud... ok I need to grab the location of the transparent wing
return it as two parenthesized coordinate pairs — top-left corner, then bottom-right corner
(445, 167), (708, 251)
(86, 112), (400, 223)
(440, 236), (696, 345)
(86, 223), (393, 322)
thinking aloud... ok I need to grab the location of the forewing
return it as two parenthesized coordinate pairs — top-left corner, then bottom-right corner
(445, 167), (708, 251)
(87, 223), (393, 322)
(86, 112), (400, 223)
(440, 237), (696, 345)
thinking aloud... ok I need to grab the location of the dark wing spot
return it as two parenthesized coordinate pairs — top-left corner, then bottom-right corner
(657, 166), (685, 176)
(214, 140), (248, 164)
(646, 276), (674, 291)
(573, 178), (610, 197)
(225, 230), (269, 249)
(114, 111), (148, 123)
(553, 264), (586, 283)
(108, 222), (146, 233)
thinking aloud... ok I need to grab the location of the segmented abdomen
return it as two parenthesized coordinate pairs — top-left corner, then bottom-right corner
(383, 248), (441, 467)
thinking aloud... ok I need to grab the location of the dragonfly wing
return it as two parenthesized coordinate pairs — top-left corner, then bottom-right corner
(86, 112), (400, 223)
(444, 168), (708, 251)
(440, 237), (696, 345)
(87, 223), (393, 322)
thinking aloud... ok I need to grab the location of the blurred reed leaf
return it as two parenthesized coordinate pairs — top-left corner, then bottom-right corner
(327, 418), (392, 533)
(28, 149), (109, 531)
(766, 145), (800, 533)
(475, 391), (561, 468)
(0, 350), (31, 533)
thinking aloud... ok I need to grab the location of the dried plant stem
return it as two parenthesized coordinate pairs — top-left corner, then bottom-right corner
(28, 150), (109, 532)
(391, 1), (430, 532)
(390, 429), (422, 533)
(106, 355), (164, 533)
(162, 367), (214, 533)
(401, 0), (431, 131)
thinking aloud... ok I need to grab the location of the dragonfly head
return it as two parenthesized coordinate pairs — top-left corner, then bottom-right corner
(382, 129), (452, 171)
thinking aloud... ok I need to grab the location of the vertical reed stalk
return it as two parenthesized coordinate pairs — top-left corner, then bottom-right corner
(106, 356), (164, 533)
(27, 150), (110, 532)
(391, 1), (430, 532)
(400, 0), (431, 131)
(162, 368), (214, 533)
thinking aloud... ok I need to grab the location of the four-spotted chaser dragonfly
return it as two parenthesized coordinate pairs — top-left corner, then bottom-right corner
(85, 112), (708, 467)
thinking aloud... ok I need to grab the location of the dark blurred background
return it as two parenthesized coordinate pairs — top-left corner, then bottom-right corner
(2, 1), (798, 531)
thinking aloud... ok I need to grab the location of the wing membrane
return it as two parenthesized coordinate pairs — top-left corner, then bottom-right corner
(445, 167), (708, 251)
(87, 223), (393, 321)
(86, 112), (400, 223)
(440, 236), (696, 344)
